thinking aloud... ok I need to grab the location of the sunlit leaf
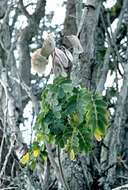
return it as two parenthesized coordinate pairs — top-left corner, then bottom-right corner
(69, 149), (76, 160)
(66, 35), (83, 54)
(20, 152), (29, 165)
(33, 148), (40, 158)
(69, 112), (80, 126)
(94, 127), (103, 142)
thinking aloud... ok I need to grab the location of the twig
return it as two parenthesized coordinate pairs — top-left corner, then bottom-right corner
(96, 0), (127, 93)
(75, 0), (83, 28)
(0, 187), (18, 190)
(48, 178), (57, 190)
(0, 69), (10, 164)
(19, 0), (30, 18)
(46, 143), (65, 188)
(0, 132), (5, 164)
(100, 162), (116, 176)
(9, 74), (39, 114)
(57, 146), (71, 190)
(43, 158), (50, 190)
(0, 136), (15, 178)
(112, 183), (128, 190)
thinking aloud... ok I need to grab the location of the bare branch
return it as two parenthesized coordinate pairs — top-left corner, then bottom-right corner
(0, 135), (15, 178)
(112, 184), (128, 190)
(96, 0), (128, 93)
(46, 143), (65, 187)
(18, 0), (30, 18)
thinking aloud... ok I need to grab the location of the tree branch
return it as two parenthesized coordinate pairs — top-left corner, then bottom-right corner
(19, 0), (30, 18)
(112, 184), (128, 190)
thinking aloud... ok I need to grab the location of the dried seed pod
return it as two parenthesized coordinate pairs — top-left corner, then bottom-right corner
(41, 33), (56, 57)
(31, 33), (55, 75)
(54, 48), (69, 68)
(66, 35), (83, 54)
(31, 48), (48, 75)
(52, 47), (73, 77)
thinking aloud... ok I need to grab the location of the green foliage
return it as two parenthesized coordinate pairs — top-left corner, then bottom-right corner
(20, 141), (47, 169)
(34, 77), (108, 159)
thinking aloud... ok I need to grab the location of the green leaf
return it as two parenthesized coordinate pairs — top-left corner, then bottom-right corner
(62, 83), (73, 93)
(29, 160), (36, 171)
(78, 124), (92, 152)
(95, 99), (107, 108)
(53, 76), (71, 88)
(69, 149), (76, 160)
(33, 76), (108, 157)
(64, 95), (77, 114)
(94, 127), (104, 141)
(57, 87), (65, 99)
(69, 112), (80, 126)
(85, 94), (108, 140)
